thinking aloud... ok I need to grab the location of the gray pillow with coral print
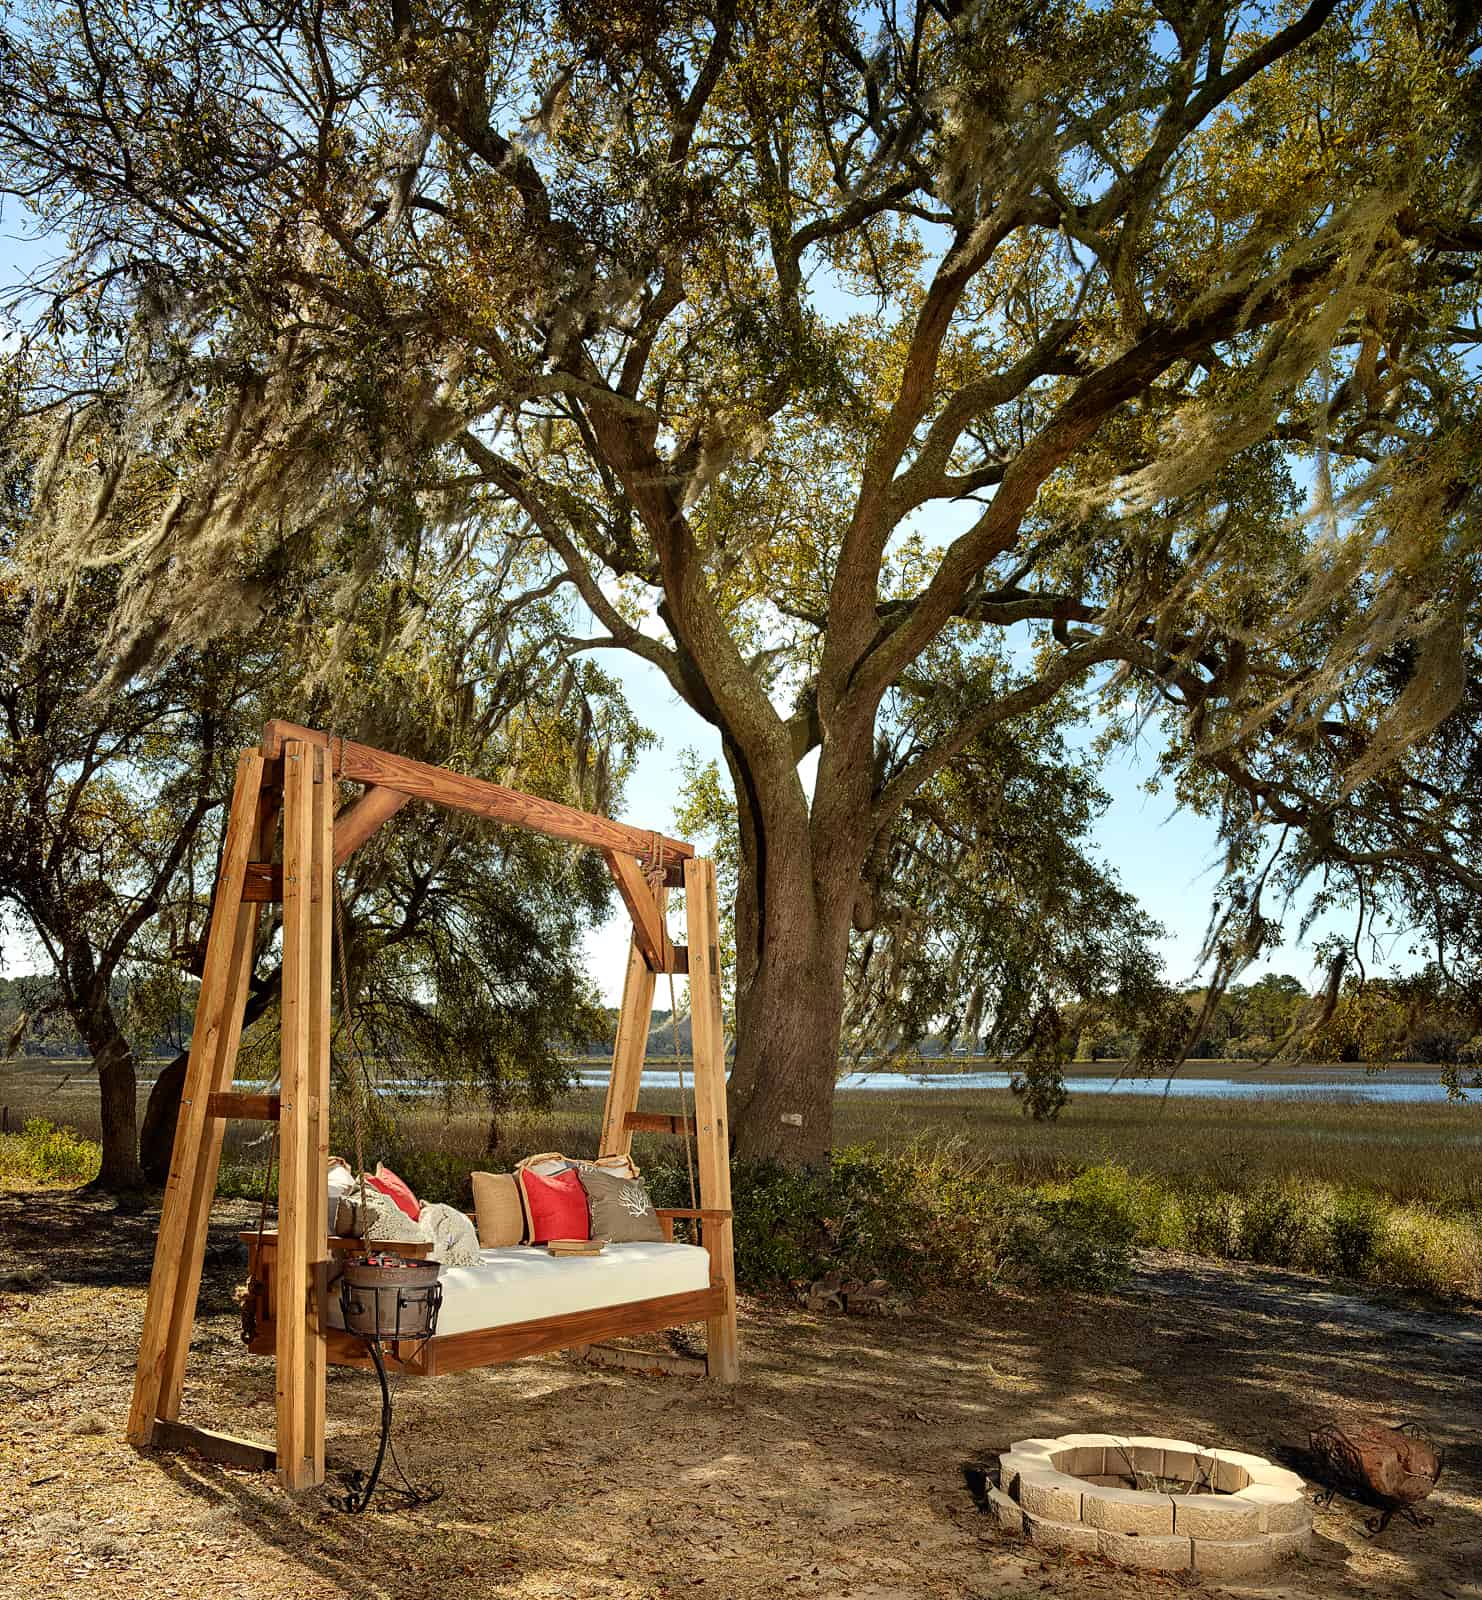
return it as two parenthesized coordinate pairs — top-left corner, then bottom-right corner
(576, 1166), (665, 1243)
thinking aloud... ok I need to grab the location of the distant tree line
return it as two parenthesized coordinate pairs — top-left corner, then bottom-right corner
(1072, 969), (1482, 1071)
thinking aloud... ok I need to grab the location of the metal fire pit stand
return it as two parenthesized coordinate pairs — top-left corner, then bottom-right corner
(336, 1259), (444, 1513)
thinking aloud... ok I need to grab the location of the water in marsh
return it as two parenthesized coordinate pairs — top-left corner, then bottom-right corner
(582, 1067), (1478, 1104)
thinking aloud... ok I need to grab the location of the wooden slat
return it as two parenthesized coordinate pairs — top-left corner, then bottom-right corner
(127, 750), (266, 1445)
(603, 850), (672, 970)
(247, 1286), (727, 1375)
(275, 740), (313, 1490)
(599, 927), (658, 1159)
(332, 784), (409, 866)
(685, 856), (740, 1384)
(207, 1092), (280, 1122)
(305, 748), (333, 1485)
(624, 1111), (698, 1136)
(261, 719), (694, 870)
(150, 1420), (276, 1473)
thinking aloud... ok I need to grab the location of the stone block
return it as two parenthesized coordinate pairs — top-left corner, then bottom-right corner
(1268, 1524), (1314, 1562)
(1207, 1447), (1267, 1493)
(1109, 1437), (1170, 1480)
(1017, 1469), (1084, 1524)
(1244, 1461), (1307, 1494)
(997, 1453), (1046, 1497)
(1173, 1493), (1262, 1541)
(1053, 1432), (1121, 1477)
(1234, 1483), (1311, 1534)
(1008, 1437), (1062, 1460)
(1096, 1529), (1194, 1570)
(1191, 1536), (1278, 1578)
(1157, 1440), (1211, 1485)
(1025, 1514), (1100, 1555)
(987, 1486), (1024, 1535)
(1081, 1484), (1175, 1535)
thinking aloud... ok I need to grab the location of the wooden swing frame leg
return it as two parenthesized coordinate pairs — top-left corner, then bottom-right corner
(684, 858), (740, 1383)
(275, 741), (332, 1491)
(127, 750), (270, 1447)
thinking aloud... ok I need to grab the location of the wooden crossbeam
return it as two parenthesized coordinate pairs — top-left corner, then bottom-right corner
(599, 926), (658, 1160)
(262, 719), (694, 870)
(332, 784), (409, 864)
(623, 1111), (698, 1136)
(603, 850), (673, 970)
(241, 787), (409, 903)
(240, 862), (280, 902)
(207, 1092), (280, 1121)
(150, 1420), (276, 1473)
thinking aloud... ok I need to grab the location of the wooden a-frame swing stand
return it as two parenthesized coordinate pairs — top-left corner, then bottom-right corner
(126, 720), (738, 1492)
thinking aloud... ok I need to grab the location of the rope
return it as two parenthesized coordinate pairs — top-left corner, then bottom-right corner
(329, 725), (373, 1235)
(668, 966), (698, 1214)
(644, 832), (698, 1216)
(333, 874), (371, 1234)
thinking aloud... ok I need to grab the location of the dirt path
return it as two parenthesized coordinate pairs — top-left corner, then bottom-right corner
(1, 1189), (1478, 1600)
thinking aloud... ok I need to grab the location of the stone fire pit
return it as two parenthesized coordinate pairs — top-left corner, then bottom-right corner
(990, 1433), (1313, 1576)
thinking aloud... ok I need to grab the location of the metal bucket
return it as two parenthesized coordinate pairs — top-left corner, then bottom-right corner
(338, 1255), (443, 1342)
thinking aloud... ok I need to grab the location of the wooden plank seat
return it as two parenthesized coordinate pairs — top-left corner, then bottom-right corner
(242, 1228), (726, 1378)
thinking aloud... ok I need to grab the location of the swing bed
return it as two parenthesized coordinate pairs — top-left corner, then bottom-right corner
(126, 720), (739, 1493)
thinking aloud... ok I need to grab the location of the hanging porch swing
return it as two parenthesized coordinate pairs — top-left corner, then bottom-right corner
(126, 720), (738, 1494)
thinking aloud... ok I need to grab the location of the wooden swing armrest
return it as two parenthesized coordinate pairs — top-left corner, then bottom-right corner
(654, 1207), (732, 1243)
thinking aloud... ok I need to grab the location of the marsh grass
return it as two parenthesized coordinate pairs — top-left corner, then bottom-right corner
(3, 1063), (1478, 1300)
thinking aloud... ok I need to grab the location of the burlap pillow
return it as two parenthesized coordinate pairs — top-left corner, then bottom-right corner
(577, 1167), (664, 1243)
(471, 1171), (525, 1247)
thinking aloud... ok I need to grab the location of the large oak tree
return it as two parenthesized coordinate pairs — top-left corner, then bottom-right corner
(3, 0), (1480, 1161)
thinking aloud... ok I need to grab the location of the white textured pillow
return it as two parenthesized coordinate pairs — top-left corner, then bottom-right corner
(338, 1186), (434, 1246)
(420, 1202), (482, 1267)
(327, 1161), (358, 1227)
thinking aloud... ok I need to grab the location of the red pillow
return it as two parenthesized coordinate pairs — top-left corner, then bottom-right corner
(365, 1163), (420, 1221)
(518, 1167), (590, 1244)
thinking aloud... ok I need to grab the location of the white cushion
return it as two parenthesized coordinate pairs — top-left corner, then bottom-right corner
(327, 1240), (711, 1337)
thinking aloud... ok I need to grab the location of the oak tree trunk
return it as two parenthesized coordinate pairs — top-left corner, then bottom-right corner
(139, 1049), (190, 1185)
(728, 922), (851, 1164)
(90, 1028), (144, 1190)
(725, 756), (864, 1165)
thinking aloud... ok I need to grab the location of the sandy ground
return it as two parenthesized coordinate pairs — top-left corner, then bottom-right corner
(1, 1186), (1479, 1600)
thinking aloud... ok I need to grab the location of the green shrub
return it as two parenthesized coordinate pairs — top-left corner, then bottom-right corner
(1236, 1181), (1307, 1267)
(0, 1118), (102, 1186)
(1378, 1205), (1482, 1299)
(1178, 1186), (1242, 1258)
(1326, 1187), (1384, 1278)
(645, 1146), (1141, 1297)
(999, 1164), (1140, 1292)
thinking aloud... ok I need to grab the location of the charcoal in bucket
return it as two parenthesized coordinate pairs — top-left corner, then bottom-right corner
(339, 1254), (443, 1342)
